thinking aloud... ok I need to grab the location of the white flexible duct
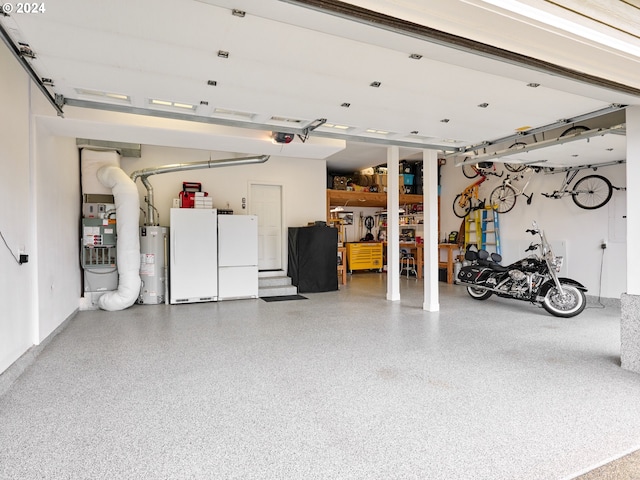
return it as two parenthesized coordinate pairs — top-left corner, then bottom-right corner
(96, 166), (141, 311)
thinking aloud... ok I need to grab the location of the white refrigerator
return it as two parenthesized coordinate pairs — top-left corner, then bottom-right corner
(169, 208), (218, 304)
(217, 215), (259, 300)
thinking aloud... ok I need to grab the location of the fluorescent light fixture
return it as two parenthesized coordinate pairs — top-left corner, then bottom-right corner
(366, 129), (390, 135)
(76, 88), (131, 103)
(149, 99), (196, 110)
(150, 99), (172, 106)
(322, 123), (351, 130)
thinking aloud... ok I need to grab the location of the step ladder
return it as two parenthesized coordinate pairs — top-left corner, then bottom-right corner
(481, 208), (501, 255)
(464, 209), (482, 249)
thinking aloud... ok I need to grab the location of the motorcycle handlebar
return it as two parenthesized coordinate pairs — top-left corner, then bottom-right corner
(525, 229), (538, 235)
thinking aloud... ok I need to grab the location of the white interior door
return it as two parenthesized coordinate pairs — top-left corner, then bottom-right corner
(249, 184), (283, 271)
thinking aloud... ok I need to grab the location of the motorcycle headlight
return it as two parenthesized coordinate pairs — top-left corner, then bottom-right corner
(552, 255), (563, 272)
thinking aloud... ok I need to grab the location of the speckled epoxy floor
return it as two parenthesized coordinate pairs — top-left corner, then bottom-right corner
(1, 274), (639, 480)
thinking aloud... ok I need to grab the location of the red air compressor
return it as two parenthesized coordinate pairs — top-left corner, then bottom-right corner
(179, 182), (208, 208)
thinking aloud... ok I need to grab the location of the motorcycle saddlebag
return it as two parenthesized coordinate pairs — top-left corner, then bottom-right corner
(458, 265), (492, 283)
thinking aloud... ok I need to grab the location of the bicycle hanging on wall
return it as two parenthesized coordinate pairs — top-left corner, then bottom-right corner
(489, 167), (537, 214)
(540, 169), (621, 210)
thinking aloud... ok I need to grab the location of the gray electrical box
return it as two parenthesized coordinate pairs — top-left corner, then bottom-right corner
(82, 218), (118, 293)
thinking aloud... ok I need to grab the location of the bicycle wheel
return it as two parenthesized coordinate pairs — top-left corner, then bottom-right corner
(572, 174), (612, 209)
(462, 163), (479, 179)
(489, 184), (517, 214)
(453, 194), (472, 218)
(560, 125), (589, 137)
(504, 163), (526, 173)
(504, 142), (527, 172)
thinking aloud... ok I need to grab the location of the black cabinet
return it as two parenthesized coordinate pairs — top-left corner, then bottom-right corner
(287, 226), (338, 293)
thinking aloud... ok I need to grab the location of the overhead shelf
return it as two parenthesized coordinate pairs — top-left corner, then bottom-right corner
(326, 189), (423, 211)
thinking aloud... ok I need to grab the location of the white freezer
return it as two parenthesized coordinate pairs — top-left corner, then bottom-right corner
(217, 215), (258, 300)
(217, 215), (258, 267)
(169, 208), (218, 304)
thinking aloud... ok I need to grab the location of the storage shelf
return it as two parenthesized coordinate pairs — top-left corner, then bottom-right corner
(326, 189), (423, 219)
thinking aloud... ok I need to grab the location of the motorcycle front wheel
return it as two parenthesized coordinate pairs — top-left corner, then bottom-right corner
(542, 283), (586, 318)
(467, 286), (492, 300)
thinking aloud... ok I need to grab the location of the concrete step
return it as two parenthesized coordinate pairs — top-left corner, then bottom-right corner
(259, 275), (293, 288)
(258, 284), (298, 297)
(258, 270), (286, 278)
(258, 271), (297, 297)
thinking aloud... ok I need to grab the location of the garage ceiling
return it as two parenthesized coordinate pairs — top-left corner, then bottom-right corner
(1, 0), (639, 172)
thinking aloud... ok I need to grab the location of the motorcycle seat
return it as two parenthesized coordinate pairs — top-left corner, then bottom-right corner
(478, 249), (509, 272)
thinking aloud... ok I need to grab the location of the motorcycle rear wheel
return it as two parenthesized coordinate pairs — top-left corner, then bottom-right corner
(542, 283), (586, 318)
(467, 286), (492, 300)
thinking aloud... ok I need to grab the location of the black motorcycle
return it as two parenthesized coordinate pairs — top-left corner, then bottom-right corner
(456, 222), (587, 317)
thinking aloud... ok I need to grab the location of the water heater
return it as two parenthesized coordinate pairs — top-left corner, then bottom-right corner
(138, 226), (168, 304)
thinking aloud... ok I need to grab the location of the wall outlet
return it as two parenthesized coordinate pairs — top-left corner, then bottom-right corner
(600, 241), (607, 249)
(19, 254), (29, 264)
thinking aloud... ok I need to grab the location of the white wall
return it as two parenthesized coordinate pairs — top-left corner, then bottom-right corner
(0, 44), (35, 373)
(0, 44), (82, 375)
(120, 144), (327, 269)
(34, 132), (81, 341)
(439, 160), (627, 299)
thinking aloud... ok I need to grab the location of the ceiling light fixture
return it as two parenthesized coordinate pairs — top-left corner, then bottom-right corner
(410, 131), (419, 134)
(366, 129), (389, 135)
(207, 80), (217, 86)
(217, 50), (229, 58)
(409, 53), (423, 60)
(200, 101), (208, 105)
(527, 82), (540, 88)
(231, 9), (245, 17)
(76, 88), (130, 103)
(478, 103), (489, 108)
(321, 123), (351, 130)
(149, 99), (196, 110)
(370, 81), (381, 88)
(341, 103), (351, 108)
(440, 118), (450, 123)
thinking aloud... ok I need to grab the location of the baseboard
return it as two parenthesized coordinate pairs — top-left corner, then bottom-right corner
(0, 309), (78, 398)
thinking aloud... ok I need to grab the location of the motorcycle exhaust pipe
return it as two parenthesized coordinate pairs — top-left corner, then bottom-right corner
(456, 281), (504, 295)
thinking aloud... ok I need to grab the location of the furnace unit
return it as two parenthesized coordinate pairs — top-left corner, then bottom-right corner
(82, 218), (118, 293)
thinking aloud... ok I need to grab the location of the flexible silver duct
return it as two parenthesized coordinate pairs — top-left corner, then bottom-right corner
(130, 155), (270, 226)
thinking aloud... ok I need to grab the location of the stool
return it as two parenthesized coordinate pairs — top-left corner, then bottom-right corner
(400, 250), (417, 278)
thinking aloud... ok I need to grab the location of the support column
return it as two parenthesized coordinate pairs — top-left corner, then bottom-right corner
(622, 106), (640, 373)
(423, 149), (439, 311)
(387, 147), (400, 301)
